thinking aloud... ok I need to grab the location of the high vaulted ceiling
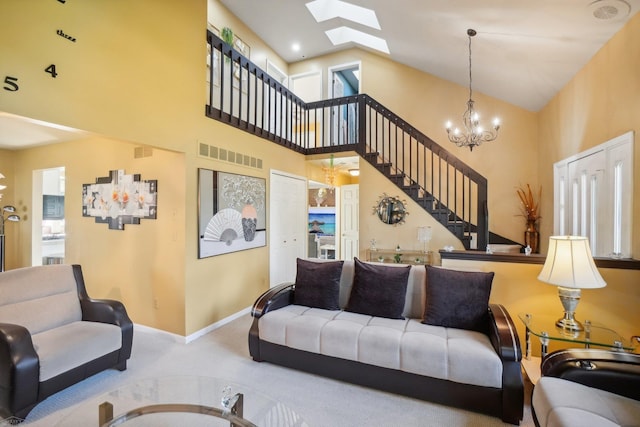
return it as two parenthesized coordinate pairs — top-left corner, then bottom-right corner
(220, 0), (640, 112)
(1, 1), (638, 150)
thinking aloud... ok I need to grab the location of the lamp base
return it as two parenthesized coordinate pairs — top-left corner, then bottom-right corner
(555, 315), (583, 332)
(556, 286), (583, 332)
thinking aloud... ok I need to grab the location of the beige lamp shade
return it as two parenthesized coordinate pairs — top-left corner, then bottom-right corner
(538, 236), (606, 289)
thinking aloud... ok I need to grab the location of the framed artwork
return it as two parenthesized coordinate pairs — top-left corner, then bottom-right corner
(198, 168), (266, 258)
(82, 169), (157, 230)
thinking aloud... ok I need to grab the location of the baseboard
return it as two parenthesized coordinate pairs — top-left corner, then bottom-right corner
(185, 306), (251, 343)
(133, 306), (251, 344)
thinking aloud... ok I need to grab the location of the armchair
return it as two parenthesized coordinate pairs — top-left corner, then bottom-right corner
(532, 348), (640, 427)
(0, 264), (133, 420)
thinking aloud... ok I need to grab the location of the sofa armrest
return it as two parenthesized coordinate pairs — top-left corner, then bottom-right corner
(0, 323), (39, 418)
(73, 264), (133, 363)
(249, 282), (294, 361)
(488, 304), (522, 362)
(251, 282), (295, 319)
(541, 348), (640, 401)
(81, 298), (134, 363)
(487, 304), (524, 424)
(80, 297), (130, 325)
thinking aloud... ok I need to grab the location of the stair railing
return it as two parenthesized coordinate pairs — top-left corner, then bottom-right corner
(206, 30), (488, 250)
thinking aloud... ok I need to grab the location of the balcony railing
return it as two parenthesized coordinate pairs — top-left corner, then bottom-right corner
(206, 30), (488, 249)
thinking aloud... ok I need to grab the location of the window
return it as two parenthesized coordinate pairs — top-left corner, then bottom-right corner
(553, 131), (633, 258)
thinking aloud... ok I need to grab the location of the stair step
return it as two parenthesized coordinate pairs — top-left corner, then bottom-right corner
(402, 184), (421, 198)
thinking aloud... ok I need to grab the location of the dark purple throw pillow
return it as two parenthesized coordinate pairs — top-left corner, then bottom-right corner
(293, 258), (344, 310)
(422, 266), (494, 332)
(345, 258), (411, 319)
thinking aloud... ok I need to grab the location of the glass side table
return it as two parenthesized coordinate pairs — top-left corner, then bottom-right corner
(517, 313), (635, 384)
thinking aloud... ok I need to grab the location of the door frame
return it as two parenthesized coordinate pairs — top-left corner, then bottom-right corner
(327, 61), (362, 98)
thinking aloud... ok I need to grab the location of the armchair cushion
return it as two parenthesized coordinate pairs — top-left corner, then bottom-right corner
(422, 266), (493, 332)
(32, 321), (122, 381)
(533, 376), (640, 427)
(293, 258), (343, 310)
(345, 258), (410, 319)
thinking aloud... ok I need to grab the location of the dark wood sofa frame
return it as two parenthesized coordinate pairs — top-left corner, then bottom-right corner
(249, 283), (524, 425)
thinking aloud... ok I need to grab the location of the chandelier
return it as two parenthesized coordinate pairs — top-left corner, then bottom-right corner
(445, 29), (500, 151)
(323, 154), (336, 189)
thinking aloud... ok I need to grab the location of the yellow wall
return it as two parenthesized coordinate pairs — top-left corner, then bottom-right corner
(359, 160), (463, 265)
(442, 258), (640, 356)
(0, 0), (306, 336)
(537, 13), (640, 255)
(1, 1), (638, 338)
(290, 48), (540, 246)
(14, 138), (187, 334)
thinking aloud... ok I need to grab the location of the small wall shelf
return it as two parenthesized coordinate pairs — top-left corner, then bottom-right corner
(366, 248), (432, 265)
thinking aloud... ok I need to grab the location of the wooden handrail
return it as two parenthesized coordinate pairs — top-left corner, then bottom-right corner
(206, 30), (489, 249)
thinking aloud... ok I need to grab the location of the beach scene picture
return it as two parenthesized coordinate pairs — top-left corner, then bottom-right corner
(308, 212), (335, 235)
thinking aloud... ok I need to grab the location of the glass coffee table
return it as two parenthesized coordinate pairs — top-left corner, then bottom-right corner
(56, 376), (308, 426)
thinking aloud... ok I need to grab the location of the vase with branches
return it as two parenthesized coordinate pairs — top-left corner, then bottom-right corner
(516, 184), (541, 253)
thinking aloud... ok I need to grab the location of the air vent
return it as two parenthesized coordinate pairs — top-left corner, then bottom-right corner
(588, 0), (630, 20)
(134, 146), (153, 158)
(197, 142), (263, 170)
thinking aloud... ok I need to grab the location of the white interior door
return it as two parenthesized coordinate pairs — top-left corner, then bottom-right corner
(269, 170), (307, 287)
(340, 184), (359, 260)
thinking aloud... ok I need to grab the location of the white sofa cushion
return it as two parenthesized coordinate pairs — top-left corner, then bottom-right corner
(32, 321), (123, 381)
(533, 376), (640, 427)
(259, 305), (502, 388)
(0, 265), (82, 334)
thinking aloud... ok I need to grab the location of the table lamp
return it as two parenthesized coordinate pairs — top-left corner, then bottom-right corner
(537, 236), (606, 332)
(417, 226), (432, 253)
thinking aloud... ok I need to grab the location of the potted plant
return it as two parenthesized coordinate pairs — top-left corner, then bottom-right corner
(516, 184), (541, 253)
(221, 27), (233, 63)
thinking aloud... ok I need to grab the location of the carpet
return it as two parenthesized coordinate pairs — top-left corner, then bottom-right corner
(15, 314), (535, 426)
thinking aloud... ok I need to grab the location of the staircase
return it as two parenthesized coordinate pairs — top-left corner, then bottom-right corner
(206, 30), (497, 250)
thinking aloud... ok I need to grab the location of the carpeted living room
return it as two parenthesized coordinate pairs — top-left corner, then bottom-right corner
(7, 314), (536, 426)
(2, 1), (640, 426)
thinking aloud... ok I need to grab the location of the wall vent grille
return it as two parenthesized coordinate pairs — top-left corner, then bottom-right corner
(134, 146), (153, 158)
(197, 142), (262, 170)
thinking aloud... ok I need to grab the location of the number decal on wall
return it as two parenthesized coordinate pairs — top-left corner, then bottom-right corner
(3, 76), (19, 91)
(45, 64), (58, 78)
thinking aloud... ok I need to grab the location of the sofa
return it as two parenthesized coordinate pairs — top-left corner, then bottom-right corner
(532, 348), (640, 427)
(249, 258), (524, 424)
(0, 264), (133, 419)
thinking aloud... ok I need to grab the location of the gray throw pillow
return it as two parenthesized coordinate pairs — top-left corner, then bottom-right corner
(293, 258), (344, 310)
(345, 258), (411, 319)
(422, 266), (494, 332)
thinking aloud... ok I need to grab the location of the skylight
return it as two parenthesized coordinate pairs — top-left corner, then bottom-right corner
(325, 26), (390, 54)
(305, 0), (381, 29)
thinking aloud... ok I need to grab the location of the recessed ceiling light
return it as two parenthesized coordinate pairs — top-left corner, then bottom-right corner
(588, 0), (630, 20)
(325, 26), (389, 54)
(306, 0), (381, 30)
(292, 42), (301, 52)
